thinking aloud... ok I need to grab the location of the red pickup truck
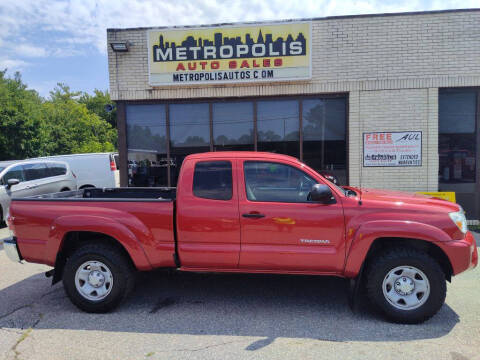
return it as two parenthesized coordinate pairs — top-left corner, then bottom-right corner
(4, 152), (477, 323)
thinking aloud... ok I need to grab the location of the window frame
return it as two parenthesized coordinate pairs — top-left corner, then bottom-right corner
(192, 160), (234, 201)
(243, 160), (320, 204)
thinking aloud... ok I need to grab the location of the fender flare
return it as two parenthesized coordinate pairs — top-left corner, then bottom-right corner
(343, 220), (452, 277)
(46, 214), (152, 270)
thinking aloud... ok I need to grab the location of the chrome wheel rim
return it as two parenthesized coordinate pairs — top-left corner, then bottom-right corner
(75, 261), (113, 301)
(382, 265), (430, 310)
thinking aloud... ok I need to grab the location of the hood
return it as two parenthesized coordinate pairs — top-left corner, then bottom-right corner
(358, 188), (460, 213)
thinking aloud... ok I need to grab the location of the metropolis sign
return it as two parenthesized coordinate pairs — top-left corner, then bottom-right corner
(147, 21), (311, 86)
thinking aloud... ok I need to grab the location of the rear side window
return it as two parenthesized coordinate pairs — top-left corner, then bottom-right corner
(47, 162), (67, 176)
(23, 163), (48, 181)
(193, 161), (232, 200)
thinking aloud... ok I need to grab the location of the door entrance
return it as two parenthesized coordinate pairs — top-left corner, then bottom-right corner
(439, 88), (480, 220)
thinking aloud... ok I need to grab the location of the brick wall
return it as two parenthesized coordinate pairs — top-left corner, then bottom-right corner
(349, 88), (439, 191)
(107, 9), (480, 192)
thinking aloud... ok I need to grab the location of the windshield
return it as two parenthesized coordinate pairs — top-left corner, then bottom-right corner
(328, 179), (347, 195)
(0, 167), (5, 174)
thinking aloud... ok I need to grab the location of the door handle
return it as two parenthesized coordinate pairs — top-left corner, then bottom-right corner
(242, 213), (265, 218)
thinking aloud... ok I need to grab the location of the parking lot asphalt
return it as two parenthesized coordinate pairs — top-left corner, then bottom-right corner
(0, 227), (10, 243)
(0, 246), (479, 360)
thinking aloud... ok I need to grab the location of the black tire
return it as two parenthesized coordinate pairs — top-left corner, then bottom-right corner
(366, 247), (446, 324)
(63, 243), (135, 313)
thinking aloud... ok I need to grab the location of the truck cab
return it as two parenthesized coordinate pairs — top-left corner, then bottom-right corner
(176, 152), (346, 273)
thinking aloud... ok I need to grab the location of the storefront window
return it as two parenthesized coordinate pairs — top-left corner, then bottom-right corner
(124, 96), (348, 188)
(170, 103), (210, 184)
(126, 104), (168, 187)
(257, 100), (299, 158)
(213, 102), (254, 151)
(302, 98), (347, 184)
(439, 89), (478, 219)
(439, 91), (477, 185)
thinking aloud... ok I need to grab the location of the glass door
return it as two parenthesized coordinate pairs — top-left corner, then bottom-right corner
(439, 89), (479, 220)
(126, 104), (169, 187)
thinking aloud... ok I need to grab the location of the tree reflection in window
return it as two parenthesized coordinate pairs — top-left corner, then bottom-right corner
(213, 102), (254, 149)
(170, 103), (210, 185)
(126, 105), (168, 187)
(257, 100), (299, 158)
(303, 98), (346, 185)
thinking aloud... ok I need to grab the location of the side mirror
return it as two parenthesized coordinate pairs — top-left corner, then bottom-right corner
(308, 184), (334, 203)
(6, 178), (20, 189)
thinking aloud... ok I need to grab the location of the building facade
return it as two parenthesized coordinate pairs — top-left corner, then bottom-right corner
(107, 9), (480, 220)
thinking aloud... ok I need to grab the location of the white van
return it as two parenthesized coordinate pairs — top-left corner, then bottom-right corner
(31, 153), (120, 189)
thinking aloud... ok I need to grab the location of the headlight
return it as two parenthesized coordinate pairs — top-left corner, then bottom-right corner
(449, 210), (468, 234)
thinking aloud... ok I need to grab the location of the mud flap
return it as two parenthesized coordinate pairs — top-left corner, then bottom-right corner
(347, 263), (365, 312)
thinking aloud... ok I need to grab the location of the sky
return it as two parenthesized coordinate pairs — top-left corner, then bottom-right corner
(0, 0), (478, 98)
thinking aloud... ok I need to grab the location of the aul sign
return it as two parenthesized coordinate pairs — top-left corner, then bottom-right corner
(363, 131), (422, 167)
(147, 22), (311, 86)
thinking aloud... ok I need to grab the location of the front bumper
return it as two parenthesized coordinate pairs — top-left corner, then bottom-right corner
(438, 231), (478, 275)
(4, 237), (23, 263)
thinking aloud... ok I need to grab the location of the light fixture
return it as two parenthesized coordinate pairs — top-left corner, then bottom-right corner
(110, 41), (130, 52)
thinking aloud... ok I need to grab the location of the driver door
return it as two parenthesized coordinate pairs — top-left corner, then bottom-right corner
(238, 160), (346, 273)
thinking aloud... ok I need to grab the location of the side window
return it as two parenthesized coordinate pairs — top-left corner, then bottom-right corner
(47, 163), (67, 176)
(23, 163), (48, 181)
(1, 165), (25, 184)
(244, 161), (317, 203)
(193, 161), (233, 200)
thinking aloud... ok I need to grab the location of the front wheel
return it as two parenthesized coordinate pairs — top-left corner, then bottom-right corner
(63, 243), (135, 313)
(366, 248), (446, 323)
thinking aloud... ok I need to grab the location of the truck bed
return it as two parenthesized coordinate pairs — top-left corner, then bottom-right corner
(10, 187), (177, 270)
(15, 187), (176, 201)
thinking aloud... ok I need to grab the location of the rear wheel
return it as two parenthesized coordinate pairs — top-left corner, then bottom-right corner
(366, 248), (446, 324)
(63, 243), (135, 313)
